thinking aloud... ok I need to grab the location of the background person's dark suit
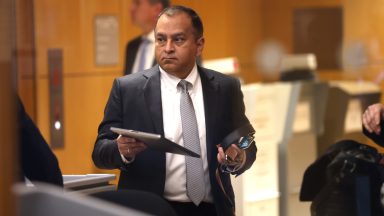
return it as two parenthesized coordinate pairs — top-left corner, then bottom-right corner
(18, 97), (63, 187)
(93, 65), (257, 216)
(124, 36), (156, 75)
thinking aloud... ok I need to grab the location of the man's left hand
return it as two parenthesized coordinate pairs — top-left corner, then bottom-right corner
(217, 144), (245, 166)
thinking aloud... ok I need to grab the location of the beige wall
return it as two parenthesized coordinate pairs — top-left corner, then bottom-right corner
(344, 0), (384, 90)
(16, 0), (37, 120)
(1, 0), (17, 214)
(26, 0), (384, 175)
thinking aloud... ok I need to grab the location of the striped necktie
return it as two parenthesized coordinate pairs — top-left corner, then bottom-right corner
(178, 79), (205, 205)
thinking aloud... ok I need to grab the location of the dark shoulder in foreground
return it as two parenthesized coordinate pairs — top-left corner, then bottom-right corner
(116, 66), (160, 90)
(118, 66), (159, 82)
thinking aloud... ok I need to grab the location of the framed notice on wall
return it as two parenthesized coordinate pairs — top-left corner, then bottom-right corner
(94, 15), (119, 66)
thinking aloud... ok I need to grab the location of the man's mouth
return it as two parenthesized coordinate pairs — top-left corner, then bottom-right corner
(162, 57), (176, 61)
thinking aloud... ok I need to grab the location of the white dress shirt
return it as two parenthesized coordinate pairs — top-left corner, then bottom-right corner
(160, 64), (213, 203)
(132, 30), (155, 74)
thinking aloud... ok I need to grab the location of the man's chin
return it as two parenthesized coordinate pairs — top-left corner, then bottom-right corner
(161, 65), (174, 72)
(160, 64), (179, 73)
(160, 62), (175, 70)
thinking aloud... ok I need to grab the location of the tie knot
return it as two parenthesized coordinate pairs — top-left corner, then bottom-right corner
(178, 80), (191, 93)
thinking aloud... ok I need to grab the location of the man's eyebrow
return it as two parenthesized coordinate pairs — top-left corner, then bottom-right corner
(172, 33), (186, 37)
(155, 32), (186, 37)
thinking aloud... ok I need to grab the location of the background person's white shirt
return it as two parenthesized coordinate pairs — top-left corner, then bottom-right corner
(131, 30), (155, 74)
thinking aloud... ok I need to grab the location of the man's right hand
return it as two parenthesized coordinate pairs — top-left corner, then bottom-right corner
(117, 135), (147, 159)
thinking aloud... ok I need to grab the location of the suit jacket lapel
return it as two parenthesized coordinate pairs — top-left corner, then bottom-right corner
(142, 66), (219, 161)
(199, 67), (219, 163)
(142, 67), (164, 135)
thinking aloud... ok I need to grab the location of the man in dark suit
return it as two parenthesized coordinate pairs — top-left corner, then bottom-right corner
(124, 0), (170, 75)
(93, 6), (257, 216)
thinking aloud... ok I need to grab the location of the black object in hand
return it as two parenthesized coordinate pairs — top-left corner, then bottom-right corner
(362, 120), (384, 147)
(221, 123), (255, 150)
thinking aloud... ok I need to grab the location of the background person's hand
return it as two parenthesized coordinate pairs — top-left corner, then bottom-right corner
(362, 103), (384, 135)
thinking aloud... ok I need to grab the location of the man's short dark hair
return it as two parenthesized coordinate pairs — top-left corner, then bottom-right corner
(149, 0), (170, 9)
(157, 5), (203, 39)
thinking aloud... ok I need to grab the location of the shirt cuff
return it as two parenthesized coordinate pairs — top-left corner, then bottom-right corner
(120, 153), (135, 164)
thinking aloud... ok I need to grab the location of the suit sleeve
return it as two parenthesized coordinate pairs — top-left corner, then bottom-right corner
(230, 79), (257, 176)
(92, 79), (126, 169)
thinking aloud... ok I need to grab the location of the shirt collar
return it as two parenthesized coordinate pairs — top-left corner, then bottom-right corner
(159, 64), (199, 92)
(142, 30), (155, 44)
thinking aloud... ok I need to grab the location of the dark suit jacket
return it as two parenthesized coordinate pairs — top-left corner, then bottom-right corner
(18, 97), (63, 187)
(124, 36), (156, 75)
(363, 126), (384, 147)
(93, 65), (257, 216)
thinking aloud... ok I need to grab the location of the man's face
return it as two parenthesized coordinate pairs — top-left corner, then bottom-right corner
(130, 0), (158, 28)
(155, 13), (204, 78)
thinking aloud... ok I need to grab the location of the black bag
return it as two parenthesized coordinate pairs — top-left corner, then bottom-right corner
(300, 140), (384, 216)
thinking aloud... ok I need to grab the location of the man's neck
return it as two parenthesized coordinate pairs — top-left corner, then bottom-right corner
(159, 64), (197, 80)
(141, 22), (156, 35)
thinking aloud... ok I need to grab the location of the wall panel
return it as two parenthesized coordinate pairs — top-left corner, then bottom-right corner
(16, 0), (37, 119)
(0, 0), (17, 214)
(344, 0), (384, 83)
(57, 75), (116, 173)
(262, 0), (342, 82)
(173, 0), (263, 82)
(34, 0), (129, 174)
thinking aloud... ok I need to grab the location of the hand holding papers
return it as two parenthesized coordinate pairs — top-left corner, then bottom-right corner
(110, 127), (200, 158)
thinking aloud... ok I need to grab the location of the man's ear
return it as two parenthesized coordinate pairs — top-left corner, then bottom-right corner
(196, 37), (205, 57)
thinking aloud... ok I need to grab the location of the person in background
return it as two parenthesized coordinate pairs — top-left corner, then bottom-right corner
(362, 103), (384, 146)
(18, 96), (63, 187)
(93, 5), (257, 216)
(124, 0), (170, 75)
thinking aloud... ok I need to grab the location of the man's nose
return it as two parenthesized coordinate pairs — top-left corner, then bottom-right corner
(164, 40), (174, 52)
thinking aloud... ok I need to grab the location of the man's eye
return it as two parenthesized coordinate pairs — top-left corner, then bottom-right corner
(175, 38), (185, 43)
(156, 38), (165, 43)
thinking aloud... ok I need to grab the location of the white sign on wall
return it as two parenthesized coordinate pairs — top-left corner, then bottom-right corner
(94, 15), (119, 66)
